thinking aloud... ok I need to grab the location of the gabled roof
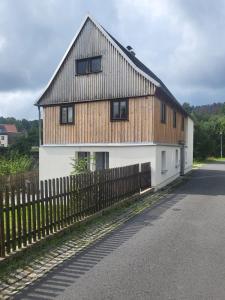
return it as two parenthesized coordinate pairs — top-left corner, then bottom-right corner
(35, 15), (187, 116)
(0, 124), (18, 133)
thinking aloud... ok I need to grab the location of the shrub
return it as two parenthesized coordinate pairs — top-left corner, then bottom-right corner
(0, 155), (32, 176)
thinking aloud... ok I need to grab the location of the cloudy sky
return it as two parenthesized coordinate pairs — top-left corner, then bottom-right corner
(0, 0), (225, 120)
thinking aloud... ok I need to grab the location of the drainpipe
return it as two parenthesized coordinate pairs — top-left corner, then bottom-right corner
(38, 106), (42, 146)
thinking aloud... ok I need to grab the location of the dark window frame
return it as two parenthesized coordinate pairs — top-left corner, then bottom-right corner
(110, 99), (129, 121)
(160, 101), (166, 123)
(173, 110), (177, 128)
(60, 105), (75, 125)
(76, 56), (102, 75)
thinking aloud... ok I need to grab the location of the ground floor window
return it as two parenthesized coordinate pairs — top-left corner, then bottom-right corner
(175, 149), (179, 168)
(77, 152), (91, 171)
(95, 152), (109, 170)
(161, 150), (167, 174)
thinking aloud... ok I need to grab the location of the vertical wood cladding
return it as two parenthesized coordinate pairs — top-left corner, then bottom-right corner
(153, 97), (185, 144)
(43, 97), (154, 144)
(39, 19), (155, 106)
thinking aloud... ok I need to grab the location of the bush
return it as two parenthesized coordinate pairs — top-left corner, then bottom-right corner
(0, 155), (32, 176)
(71, 155), (96, 175)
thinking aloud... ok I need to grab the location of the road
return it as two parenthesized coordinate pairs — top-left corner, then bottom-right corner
(14, 163), (225, 300)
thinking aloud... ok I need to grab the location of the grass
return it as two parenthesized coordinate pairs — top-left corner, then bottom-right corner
(193, 160), (204, 169)
(193, 156), (225, 168)
(206, 157), (225, 162)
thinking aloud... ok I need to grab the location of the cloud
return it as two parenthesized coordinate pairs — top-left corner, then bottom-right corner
(0, 0), (225, 119)
(0, 90), (40, 120)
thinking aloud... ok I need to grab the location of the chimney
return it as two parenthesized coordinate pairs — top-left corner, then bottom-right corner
(126, 45), (136, 56)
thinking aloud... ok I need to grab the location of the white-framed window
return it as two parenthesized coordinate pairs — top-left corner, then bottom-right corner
(161, 151), (167, 174)
(1, 136), (4, 140)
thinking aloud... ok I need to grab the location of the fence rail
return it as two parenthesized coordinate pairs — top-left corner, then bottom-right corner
(0, 163), (151, 258)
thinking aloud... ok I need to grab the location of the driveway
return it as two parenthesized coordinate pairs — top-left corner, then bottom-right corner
(14, 163), (225, 300)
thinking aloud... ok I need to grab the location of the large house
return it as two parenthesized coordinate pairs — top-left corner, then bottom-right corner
(0, 124), (20, 148)
(36, 15), (193, 189)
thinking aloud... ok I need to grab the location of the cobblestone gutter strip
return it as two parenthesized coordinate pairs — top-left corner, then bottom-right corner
(0, 175), (190, 300)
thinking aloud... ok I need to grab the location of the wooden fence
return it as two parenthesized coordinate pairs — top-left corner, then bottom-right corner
(0, 163), (151, 258)
(0, 170), (39, 192)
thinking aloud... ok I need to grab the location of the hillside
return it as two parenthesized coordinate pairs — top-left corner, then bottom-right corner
(183, 102), (225, 159)
(183, 102), (225, 116)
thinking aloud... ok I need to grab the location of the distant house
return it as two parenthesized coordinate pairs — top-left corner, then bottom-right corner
(35, 15), (193, 189)
(0, 124), (20, 147)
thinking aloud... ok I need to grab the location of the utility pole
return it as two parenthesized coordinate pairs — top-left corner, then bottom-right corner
(220, 131), (223, 159)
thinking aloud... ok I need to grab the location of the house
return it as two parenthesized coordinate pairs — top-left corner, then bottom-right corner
(0, 124), (20, 148)
(36, 15), (193, 189)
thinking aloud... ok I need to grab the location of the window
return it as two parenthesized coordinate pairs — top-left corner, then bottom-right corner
(78, 152), (90, 171)
(173, 110), (177, 128)
(175, 149), (179, 168)
(111, 99), (128, 121)
(160, 102), (166, 123)
(181, 116), (185, 131)
(60, 105), (74, 124)
(76, 56), (101, 75)
(95, 152), (109, 170)
(1, 136), (4, 140)
(161, 151), (167, 174)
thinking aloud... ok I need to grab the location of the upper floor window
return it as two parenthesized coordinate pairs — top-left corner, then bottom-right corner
(76, 56), (102, 75)
(60, 105), (74, 124)
(181, 116), (185, 131)
(111, 99), (128, 121)
(1, 136), (4, 140)
(160, 102), (166, 123)
(173, 110), (177, 128)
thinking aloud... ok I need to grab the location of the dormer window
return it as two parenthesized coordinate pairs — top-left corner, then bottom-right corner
(76, 56), (102, 75)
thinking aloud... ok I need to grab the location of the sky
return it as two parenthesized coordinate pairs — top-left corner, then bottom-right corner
(0, 0), (225, 120)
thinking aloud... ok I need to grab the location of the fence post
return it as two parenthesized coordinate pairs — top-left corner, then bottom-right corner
(0, 191), (5, 257)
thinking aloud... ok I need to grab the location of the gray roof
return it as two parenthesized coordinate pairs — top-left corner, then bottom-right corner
(104, 27), (188, 116)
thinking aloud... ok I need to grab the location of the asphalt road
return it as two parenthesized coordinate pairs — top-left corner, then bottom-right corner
(15, 163), (225, 300)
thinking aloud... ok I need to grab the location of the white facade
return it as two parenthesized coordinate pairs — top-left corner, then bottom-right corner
(39, 117), (193, 190)
(0, 135), (8, 147)
(184, 117), (194, 174)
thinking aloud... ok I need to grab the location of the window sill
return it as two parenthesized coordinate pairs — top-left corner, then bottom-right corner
(110, 119), (129, 122)
(75, 70), (102, 76)
(161, 169), (168, 174)
(60, 123), (75, 126)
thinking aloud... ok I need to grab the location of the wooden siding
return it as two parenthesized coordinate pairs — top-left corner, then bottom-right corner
(43, 97), (154, 144)
(153, 97), (185, 144)
(39, 19), (155, 106)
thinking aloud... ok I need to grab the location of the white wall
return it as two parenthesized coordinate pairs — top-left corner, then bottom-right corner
(154, 145), (181, 189)
(184, 117), (194, 173)
(39, 144), (190, 189)
(39, 145), (157, 184)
